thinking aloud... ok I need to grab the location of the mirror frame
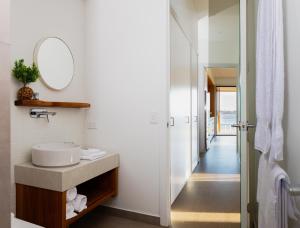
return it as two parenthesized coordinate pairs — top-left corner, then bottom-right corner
(33, 37), (75, 91)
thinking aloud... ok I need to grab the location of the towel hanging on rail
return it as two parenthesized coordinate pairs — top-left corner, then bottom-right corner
(257, 155), (300, 228)
(255, 0), (285, 162)
(254, 0), (299, 227)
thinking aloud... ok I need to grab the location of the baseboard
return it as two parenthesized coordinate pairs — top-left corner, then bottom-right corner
(99, 206), (161, 226)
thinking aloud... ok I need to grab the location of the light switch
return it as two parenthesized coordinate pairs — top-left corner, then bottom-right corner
(150, 112), (159, 124)
(87, 121), (97, 129)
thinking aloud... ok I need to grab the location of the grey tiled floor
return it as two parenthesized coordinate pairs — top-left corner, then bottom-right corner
(71, 136), (240, 228)
(71, 212), (160, 228)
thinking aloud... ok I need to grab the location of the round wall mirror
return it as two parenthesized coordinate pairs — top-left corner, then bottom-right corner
(34, 37), (74, 90)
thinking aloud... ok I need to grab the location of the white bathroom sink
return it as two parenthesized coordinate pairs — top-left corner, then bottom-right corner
(32, 142), (80, 167)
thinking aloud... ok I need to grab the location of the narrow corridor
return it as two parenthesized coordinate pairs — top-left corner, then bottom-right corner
(171, 136), (241, 228)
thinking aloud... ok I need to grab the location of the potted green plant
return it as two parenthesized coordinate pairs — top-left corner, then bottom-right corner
(12, 59), (40, 100)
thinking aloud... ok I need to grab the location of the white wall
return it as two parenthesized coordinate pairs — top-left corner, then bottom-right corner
(170, 15), (192, 203)
(84, 0), (169, 217)
(191, 49), (199, 170)
(0, 0), (11, 227)
(196, 0), (209, 153)
(283, 1), (300, 227)
(170, 0), (202, 203)
(171, 0), (198, 50)
(0, 0), (10, 44)
(209, 0), (239, 65)
(196, 0), (209, 64)
(10, 0), (87, 211)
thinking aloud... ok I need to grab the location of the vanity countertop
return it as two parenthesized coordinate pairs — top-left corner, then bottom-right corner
(15, 152), (119, 192)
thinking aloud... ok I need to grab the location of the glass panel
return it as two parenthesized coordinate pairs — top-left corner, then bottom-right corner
(218, 89), (237, 135)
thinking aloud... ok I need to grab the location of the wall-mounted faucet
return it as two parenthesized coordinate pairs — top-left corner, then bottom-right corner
(30, 109), (56, 122)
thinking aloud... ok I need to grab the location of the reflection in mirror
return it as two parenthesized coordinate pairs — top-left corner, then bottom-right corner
(34, 37), (74, 90)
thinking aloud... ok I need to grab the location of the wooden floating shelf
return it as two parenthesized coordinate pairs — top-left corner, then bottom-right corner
(15, 100), (90, 108)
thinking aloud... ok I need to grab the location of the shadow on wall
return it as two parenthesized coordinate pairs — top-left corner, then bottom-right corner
(209, 0), (239, 16)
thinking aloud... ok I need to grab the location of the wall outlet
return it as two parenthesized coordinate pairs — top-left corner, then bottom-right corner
(87, 121), (98, 129)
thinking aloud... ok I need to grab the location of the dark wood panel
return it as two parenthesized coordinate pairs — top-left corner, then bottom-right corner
(208, 77), (216, 117)
(16, 184), (66, 228)
(15, 100), (90, 108)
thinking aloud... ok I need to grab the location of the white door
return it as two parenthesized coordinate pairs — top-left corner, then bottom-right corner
(234, 0), (252, 227)
(232, 0), (254, 227)
(236, 69), (249, 228)
(163, 0), (252, 226)
(170, 15), (192, 204)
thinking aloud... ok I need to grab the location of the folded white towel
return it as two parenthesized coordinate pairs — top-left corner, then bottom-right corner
(66, 211), (77, 220)
(66, 187), (77, 202)
(81, 148), (102, 156)
(72, 194), (87, 213)
(81, 153), (106, 161)
(80, 149), (107, 161)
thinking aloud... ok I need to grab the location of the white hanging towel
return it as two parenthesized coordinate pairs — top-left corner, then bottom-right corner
(269, 0), (285, 161)
(255, 0), (285, 161)
(257, 155), (300, 228)
(255, 0), (274, 155)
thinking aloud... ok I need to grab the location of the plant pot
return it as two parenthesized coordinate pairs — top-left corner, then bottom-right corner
(17, 86), (33, 100)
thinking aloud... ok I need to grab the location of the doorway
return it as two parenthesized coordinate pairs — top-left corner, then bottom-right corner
(216, 87), (237, 136)
(167, 0), (250, 227)
(170, 63), (241, 227)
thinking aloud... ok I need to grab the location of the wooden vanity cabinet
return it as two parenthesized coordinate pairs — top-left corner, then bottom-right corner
(16, 168), (118, 228)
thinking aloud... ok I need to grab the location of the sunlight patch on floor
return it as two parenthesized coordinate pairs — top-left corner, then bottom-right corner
(189, 173), (240, 182)
(171, 211), (240, 223)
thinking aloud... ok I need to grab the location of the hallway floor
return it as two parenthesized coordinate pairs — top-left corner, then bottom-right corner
(71, 136), (240, 228)
(171, 136), (240, 228)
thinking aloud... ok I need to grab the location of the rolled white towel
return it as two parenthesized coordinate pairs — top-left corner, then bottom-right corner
(66, 202), (77, 220)
(72, 194), (87, 213)
(66, 187), (77, 202)
(66, 202), (74, 215)
(66, 211), (77, 220)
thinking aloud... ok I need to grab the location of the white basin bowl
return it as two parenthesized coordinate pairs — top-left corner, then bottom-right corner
(32, 142), (80, 167)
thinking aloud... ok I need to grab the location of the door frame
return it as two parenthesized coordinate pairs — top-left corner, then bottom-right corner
(203, 66), (239, 145)
(159, 0), (249, 227)
(239, 0), (249, 226)
(191, 47), (200, 172)
(0, 0), (12, 227)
